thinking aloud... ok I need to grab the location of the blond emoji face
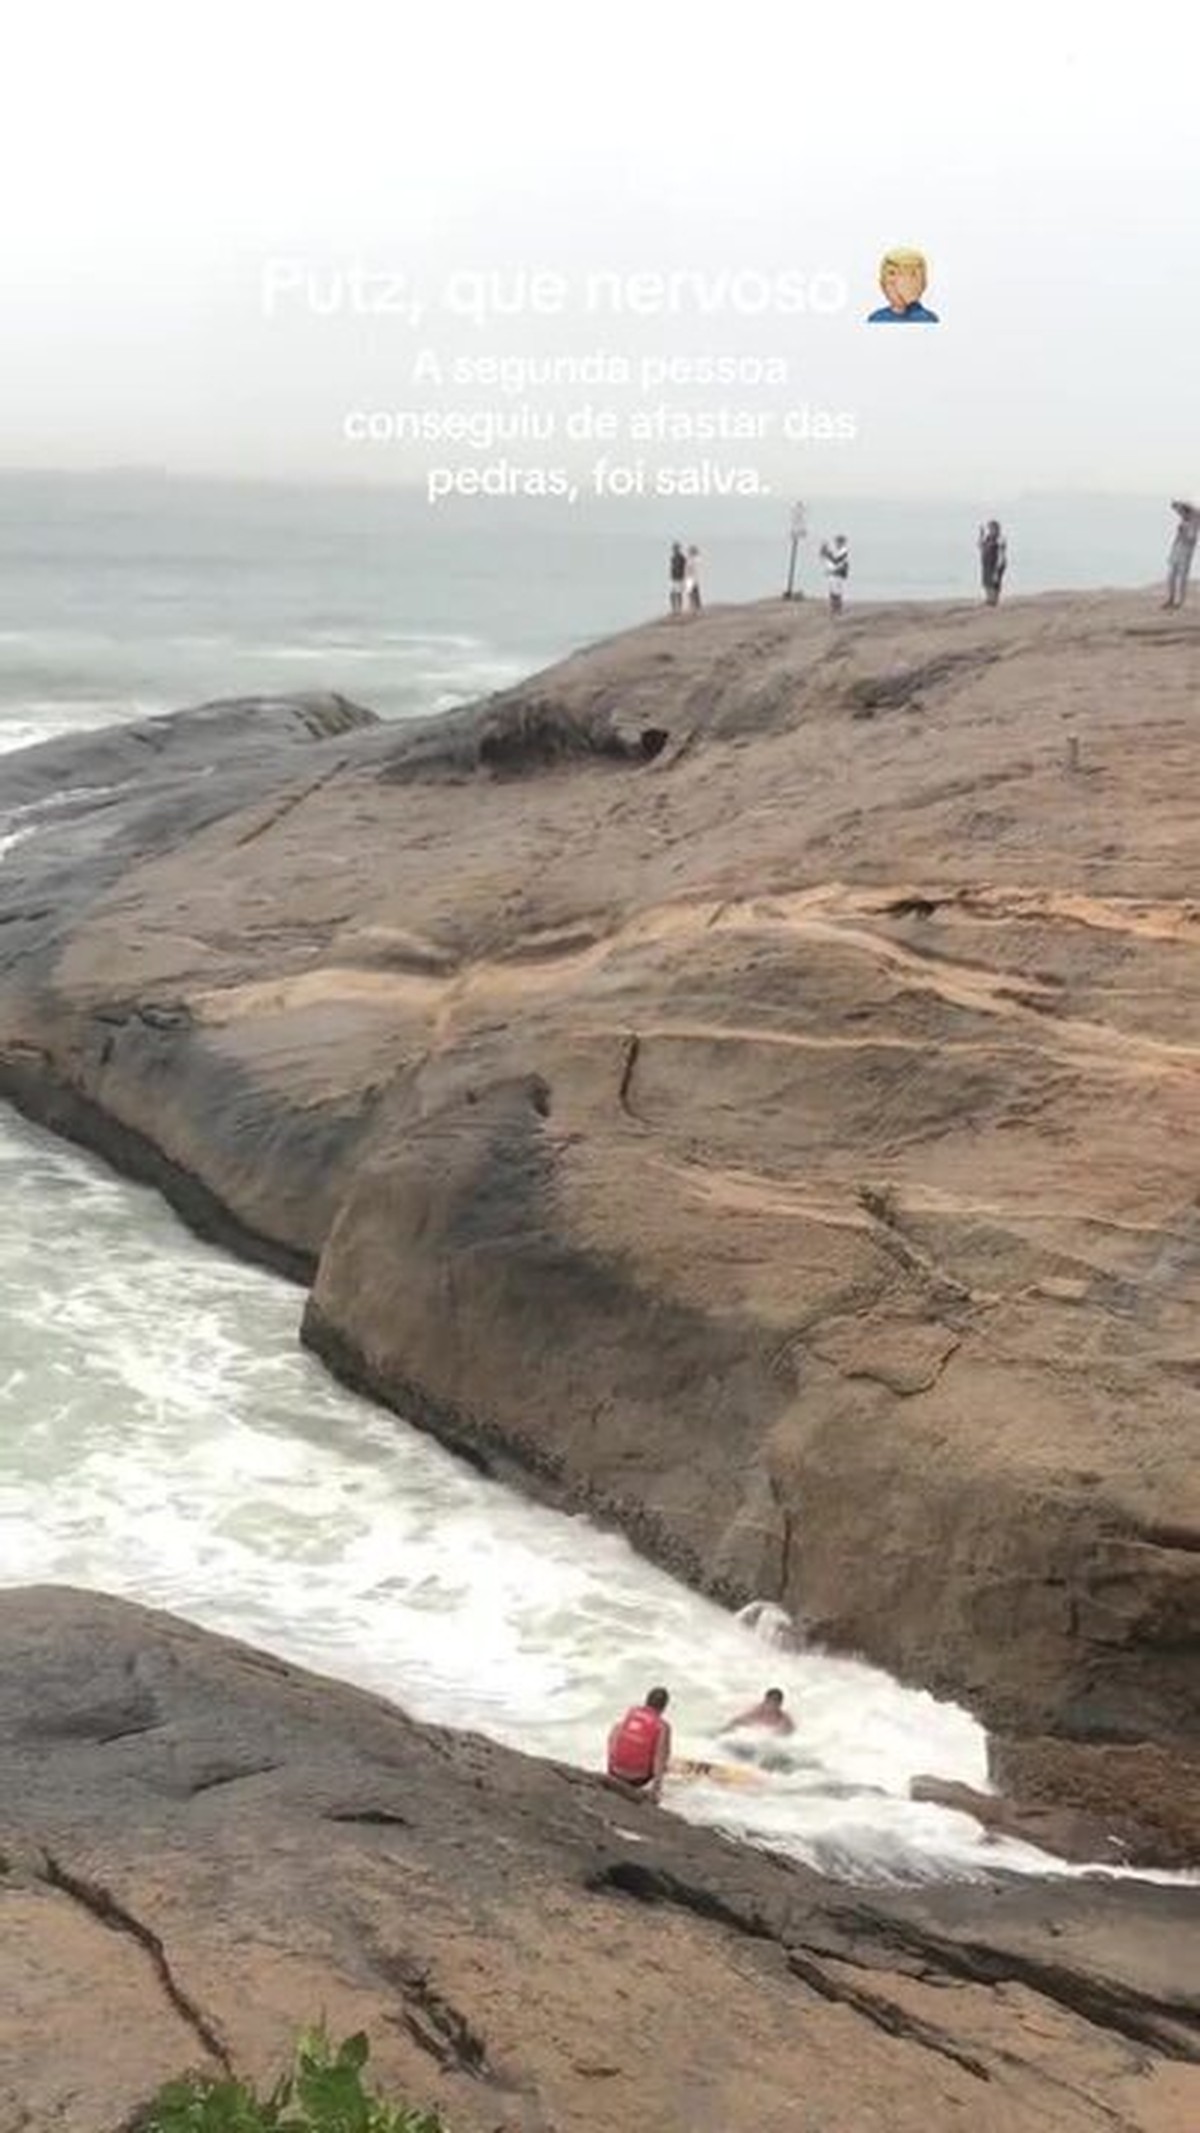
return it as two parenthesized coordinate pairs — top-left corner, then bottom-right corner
(881, 258), (926, 311)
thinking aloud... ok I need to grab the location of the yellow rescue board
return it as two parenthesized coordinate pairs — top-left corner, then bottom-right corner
(669, 1757), (766, 1790)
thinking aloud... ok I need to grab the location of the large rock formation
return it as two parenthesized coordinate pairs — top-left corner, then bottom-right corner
(1, 1588), (1197, 2133)
(0, 598), (1197, 1854)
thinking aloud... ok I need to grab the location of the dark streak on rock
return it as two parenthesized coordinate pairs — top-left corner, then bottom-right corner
(617, 1033), (641, 1118)
(323, 1806), (411, 1828)
(590, 1853), (1200, 2071)
(98, 1717), (166, 1745)
(233, 757), (350, 848)
(380, 1957), (492, 2078)
(785, 1949), (991, 2081)
(585, 1857), (778, 1942)
(187, 1761), (280, 1796)
(829, 1909), (1200, 2065)
(39, 1850), (231, 2074)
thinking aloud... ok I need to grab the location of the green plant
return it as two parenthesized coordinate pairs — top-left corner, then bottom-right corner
(139, 2025), (447, 2133)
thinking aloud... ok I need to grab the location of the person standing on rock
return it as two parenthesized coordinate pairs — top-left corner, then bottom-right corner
(668, 541), (687, 615)
(978, 518), (1007, 605)
(607, 1685), (672, 1801)
(684, 545), (703, 613)
(820, 533), (849, 615)
(1163, 500), (1200, 609)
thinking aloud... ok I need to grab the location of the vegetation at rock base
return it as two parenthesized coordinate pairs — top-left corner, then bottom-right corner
(138, 2026), (447, 2133)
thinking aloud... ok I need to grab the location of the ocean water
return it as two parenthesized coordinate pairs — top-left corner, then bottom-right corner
(0, 472), (1183, 1883)
(0, 1108), (1065, 1885)
(0, 474), (551, 751)
(0, 472), (1171, 753)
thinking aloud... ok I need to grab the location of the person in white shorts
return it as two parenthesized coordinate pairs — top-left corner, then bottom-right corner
(1164, 501), (1200, 609)
(820, 533), (849, 614)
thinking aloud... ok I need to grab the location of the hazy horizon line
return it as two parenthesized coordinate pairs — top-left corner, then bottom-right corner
(0, 466), (1180, 508)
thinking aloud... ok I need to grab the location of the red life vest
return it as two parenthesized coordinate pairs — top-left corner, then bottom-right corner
(608, 1705), (665, 1782)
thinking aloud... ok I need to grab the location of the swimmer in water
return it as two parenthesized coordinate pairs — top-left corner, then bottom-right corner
(724, 1687), (795, 1736)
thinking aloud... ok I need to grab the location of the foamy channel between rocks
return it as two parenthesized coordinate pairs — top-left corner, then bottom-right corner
(3, 1107), (1192, 1890)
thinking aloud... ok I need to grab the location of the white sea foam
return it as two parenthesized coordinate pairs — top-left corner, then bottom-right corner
(4, 1110), (1188, 1888)
(0, 700), (163, 756)
(0, 721), (62, 756)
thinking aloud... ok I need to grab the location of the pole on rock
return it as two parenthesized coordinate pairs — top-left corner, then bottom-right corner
(785, 501), (806, 599)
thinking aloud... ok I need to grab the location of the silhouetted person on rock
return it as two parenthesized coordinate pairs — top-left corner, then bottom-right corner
(820, 534), (849, 614)
(1164, 500), (1200, 609)
(668, 541), (687, 615)
(979, 519), (1007, 605)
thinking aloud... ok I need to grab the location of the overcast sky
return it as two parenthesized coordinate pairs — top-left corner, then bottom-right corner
(3, 2), (1198, 495)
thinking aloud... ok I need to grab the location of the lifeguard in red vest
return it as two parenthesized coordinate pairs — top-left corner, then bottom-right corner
(606, 1685), (672, 1802)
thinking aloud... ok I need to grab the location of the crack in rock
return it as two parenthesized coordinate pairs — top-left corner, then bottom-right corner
(617, 1032), (641, 1119)
(233, 757), (350, 848)
(856, 1185), (978, 1308)
(585, 1857), (778, 1941)
(39, 1850), (231, 2074)
(97, 1717), (165, 1745)
(827, 1909), (1200, 2065)
(588, 1854), (1200, 2080)
(185, 1760), (280, 1796)
(784, 1949), (991, 2081)
(591, 1859), (993, 2081)
(322, 1806), (411, 1828)
(387, 1960), (492, 2078)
